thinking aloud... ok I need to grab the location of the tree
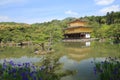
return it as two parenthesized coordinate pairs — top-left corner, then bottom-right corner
(109, 24), (120, 43)
(106, 12), (111, 25)
(31, 22), (63, 51)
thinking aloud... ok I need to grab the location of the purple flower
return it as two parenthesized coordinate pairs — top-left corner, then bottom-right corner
(9, 60), (16, 67)
(11, 68), (16, 73)
(93, 67), (97, 75)
(40, 66), (45, 71)
(30, 72), (33, 76)
(17, 63), (22, 67)
(22, 75), (29, 80)
(2, 63), (7, 69)
(24, 62), (30, 67)
(33, 76), (36, 80)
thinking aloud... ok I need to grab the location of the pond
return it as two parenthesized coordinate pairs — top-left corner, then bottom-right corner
(0, 41), (120, 80)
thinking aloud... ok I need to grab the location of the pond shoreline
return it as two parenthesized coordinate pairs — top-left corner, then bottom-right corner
(62, 38), (98, 42)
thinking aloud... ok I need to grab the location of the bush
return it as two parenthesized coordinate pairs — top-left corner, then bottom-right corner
(0, 60), (60, 80)
(94, 57), (120, 80)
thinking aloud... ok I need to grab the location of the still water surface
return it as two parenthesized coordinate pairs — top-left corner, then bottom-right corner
(0, 41), (120, 80)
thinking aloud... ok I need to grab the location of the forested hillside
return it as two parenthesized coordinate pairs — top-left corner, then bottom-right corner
(0, 11), (120, 44)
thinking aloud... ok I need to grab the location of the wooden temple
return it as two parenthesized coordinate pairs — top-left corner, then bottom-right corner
(64, 20), (92, 40)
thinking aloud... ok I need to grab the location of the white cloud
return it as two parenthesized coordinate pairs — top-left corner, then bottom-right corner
(94, 0), (115, 5)
(65, 10), (79, 15)
(0, 0), (27, 6)
(12, 16), (65, 24)
(100, 5), (120, 14)
(0, 15), (64, 24)
(0, 16), (12, 22)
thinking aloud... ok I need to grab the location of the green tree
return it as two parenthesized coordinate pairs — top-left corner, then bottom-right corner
(31, 22), (63, 51)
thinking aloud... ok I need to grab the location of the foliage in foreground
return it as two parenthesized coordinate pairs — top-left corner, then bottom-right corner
(0, 53), (73, 80)
(94, 57), (120, 80)
(0, 60), (60, 80)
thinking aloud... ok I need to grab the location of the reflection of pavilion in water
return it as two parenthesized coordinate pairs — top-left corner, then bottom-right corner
(64, 41), (91, 48)
(64, 42), (91, 61)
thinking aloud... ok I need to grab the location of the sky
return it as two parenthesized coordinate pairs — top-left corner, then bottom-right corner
(0, 0), (120, 24)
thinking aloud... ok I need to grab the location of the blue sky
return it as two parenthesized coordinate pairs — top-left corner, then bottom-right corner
(0, 0), (120, 24)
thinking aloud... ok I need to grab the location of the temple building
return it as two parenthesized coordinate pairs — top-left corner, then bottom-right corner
(64, 20), (92, 39)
